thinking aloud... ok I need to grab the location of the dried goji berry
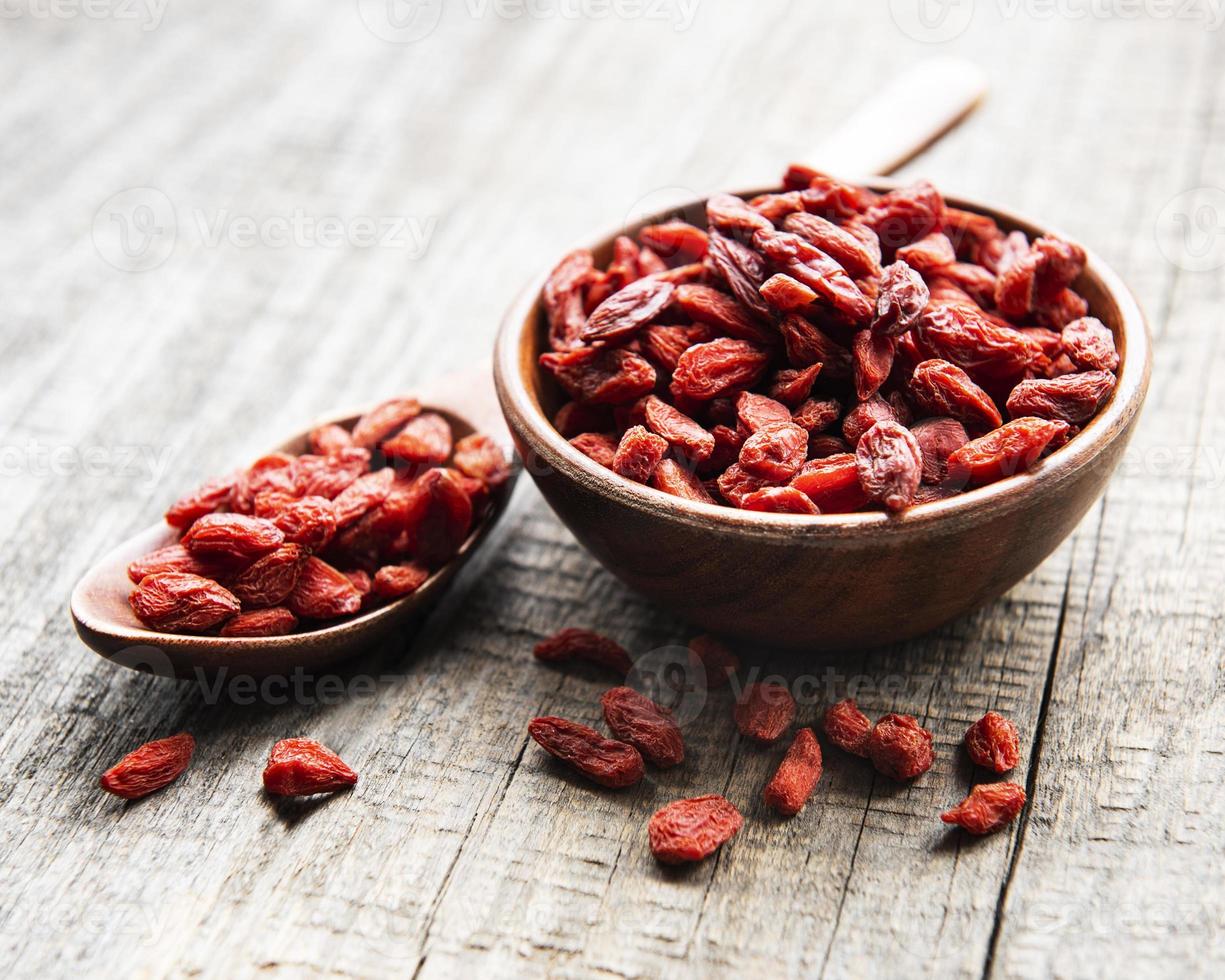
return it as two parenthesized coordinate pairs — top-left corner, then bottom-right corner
(648, 795), (743, 864)
(100, 733), (195, 799)
(129, 572), (241, 633)
(823, 699), (872, 757)
(228, 543), (307, 607)
(754, 228), (873, 323)
(372, 561), (430, 598)
(896, 232), (957, 273)
(673, 283), (773, 344)
(706, 193), (774, 237)
(736, 391), (793, 433)
(380, 468), (473, 566)
(581, 276), (675, 346)
(165, 475), (237, 529)
(852, 329), (896, 401)
(651, 459), (716, 504)
(296, 451), (370, 500)
(331, 469), (395, 527)
(946, 417), (1070, 487)
(763, 727), (822, 816)
(263, 738), (358, 796)
(767, 364), (823, 407)
(611, 425), (669, 484)
(862, 179), (944, 251)
(716, 463), (776, 508)
(350, 397), (422, 449)
(964, 711), (1021, 773)
(127, 544), (226, 585)
(995, 235), (1085, 316)
(182, 513), (285, 562)
(533, 628), (633, 676)
(229, 454), (302, 514)
(910, 417), (970, 485)
(452, 434), (511, 487)
(381, 412), (453, 467)
(309, 423), (355, 456)
(642, 396), (715, 463)
(1061, 316), (1118, 372)
(734, 682), (796, 744)
(855, 420), (922, 512)
(941, 782), (1026, 834)
(528, 716), (644, 788)
(866, 713), (933, 780)
(909, 358), (1003, 431)
(601, 687), (684, 767)
(570, 432), (620, 468)
(286, 556), (363, 619)
(638, 221), (709, 261)
(841, 393), (898, 446)
(540, 346), (657, 405)
(1005, 370), (1115, 426)
(220, 607), (299, 637)
(687, 634), (739, 689)
(740, 486), (821, 514)
(783, 212), (880, 279)
(870, 261), (929, 337)
(916, 304), (1040, 381)
(671, 338), (771, 402)
(789, 454), (869, 513)
(760, 272), (818, 311)
(779, 313), (853, 378)
(739, 422), (808, 482)
(706, 230), (773, 321)
(792, 397), (841, 434)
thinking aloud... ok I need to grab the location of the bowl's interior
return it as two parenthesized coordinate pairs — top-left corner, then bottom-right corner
(507, 180), (1148, 531)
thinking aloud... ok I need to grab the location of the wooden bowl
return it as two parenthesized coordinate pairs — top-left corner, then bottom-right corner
(494, 182), (1151, 650)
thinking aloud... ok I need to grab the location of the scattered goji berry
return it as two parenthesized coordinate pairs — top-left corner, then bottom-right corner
(866, 713), (934, 780)
(763, 727), (823, 816)
(823, 699), (872, 757)
(734, 682), (797, 744)
(528, 716), (644, 788)
(941, 782), (1026, 834)
(100, 732), (195, 800)
(601, 687), (685, 768)
(964, 711), (1021, 773)
(648, 795), (743, 863)
(533, 628), (633, 676)
(263, 738), (358, 796)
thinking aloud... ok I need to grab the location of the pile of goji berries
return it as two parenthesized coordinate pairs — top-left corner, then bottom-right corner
(542, 166), (1118, 513)
(99, 734), (357, 800)
(125, 397), (510, 636)
(528, 628), (1029, 863)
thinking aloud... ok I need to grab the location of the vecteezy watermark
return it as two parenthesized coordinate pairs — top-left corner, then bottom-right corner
(1155, 185), (1225, 272)
(0, 0), (169, 31)
(0, 439), (174, 487)
(891, 0), (1225, 42)
(355, 0), (700, 44)
(92, 187), (437, 272)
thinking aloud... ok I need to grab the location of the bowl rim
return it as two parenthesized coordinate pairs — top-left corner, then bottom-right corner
(494, 177), (1151, 539)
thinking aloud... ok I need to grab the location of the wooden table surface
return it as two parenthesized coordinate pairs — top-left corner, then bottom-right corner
(1, 2), (1221, 977)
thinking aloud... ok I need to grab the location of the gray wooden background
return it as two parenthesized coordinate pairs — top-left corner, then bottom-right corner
(1, 1), (1222, 977)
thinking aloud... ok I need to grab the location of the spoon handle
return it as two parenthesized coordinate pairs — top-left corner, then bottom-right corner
(808, 58), (988, 178)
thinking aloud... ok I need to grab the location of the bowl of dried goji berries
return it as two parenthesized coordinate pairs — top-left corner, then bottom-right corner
(494, 167), (1150, 649)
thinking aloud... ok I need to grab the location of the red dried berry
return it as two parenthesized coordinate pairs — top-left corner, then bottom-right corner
(648, 795), (744, 864)
(941, 782), (1026, 835)
(910, 359), (1004, 431)
(823, 699), (873, 757)
(100, 733), (195, 800)
(734, 682), (797, 744)
(220, 607), (299, 637)
(611, 425), (669, 484)
(382, 412), (453, 467)
(965, 711), (1021, 773)
(866, 713), (934, 780)
(862, 179), (944, 250)
(715, 463), (775, 508)
(165, 475), (236, 529)
(581, 275), (675, 345)
(910, 417), (970, 485)
(286, 557), (363, 619)
(1061, 316), (1119, 371)
(127, 544), (226, 585)
(783, 211), (880, 279)
(792, 397), (841, 434)
(638, 221), (709, 261)
(916, 304), (1040, 381)
(754, 228), (873, 323)
(642, 396), (715, 463)
(856, 420), (922, 512)
(308, 423), (354, 456)
(182, 513), (285, 562)
(779, 314), (853, 378)
(350, 397), (422, 449)
(569, 432), (619, 468)
(768, 364), (823, 407)
(736, 391), (793, 433)
(296, 451), (370, 500)
(452, 433), (511, 487)
(671, 338), (771, 402)
(528, 716), (644, 788)
(763, 727), (823, 816)
(129, 572), (240, 633)
(852, 329), (896, 401)
(739, 422), (808, 482)
(540, 346), (657, 405)
(741, 486), (821, 514)
(601, 687), (685, 768)
(544, 249), (595, 350)
(1005, 371), (1116, 426)
(267, 495), (338, 550)
(687, 634), (739, 689)
(842, 393), (898, 446)
(674, 283), (773, 344)
(228, 544), (307, 608)
(372, 562), (429, 598)
(760, 272), (818, 311)
(946, 417), (1070, 487)
(651, 459), (716, 504)
(331, 469), (395, 527)
(263, 738), (358, 796)
(871, 261), (930, 336)
(896, 232), (957, 273)
(789, 454), (869, 513)
(380, 468), (473, 567)
(533, 627), (633, 676)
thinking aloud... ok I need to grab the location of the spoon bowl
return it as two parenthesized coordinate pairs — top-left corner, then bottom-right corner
(494, 181), (1151, 650)
(71, 392), (516, 679)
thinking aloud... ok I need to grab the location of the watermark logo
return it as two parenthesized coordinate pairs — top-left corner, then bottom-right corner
(889, 0), (975, 42)
(355, 0), (444, 44)
(0, 0), (169, 30)
(1156, 185), (1225, 272)
(92, 187), (177, 273)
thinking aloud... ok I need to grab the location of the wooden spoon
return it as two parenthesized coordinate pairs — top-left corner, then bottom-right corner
(70, 371), (516, 679)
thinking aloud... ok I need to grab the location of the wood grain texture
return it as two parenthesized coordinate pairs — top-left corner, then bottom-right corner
(0, 3), (1219, 979)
